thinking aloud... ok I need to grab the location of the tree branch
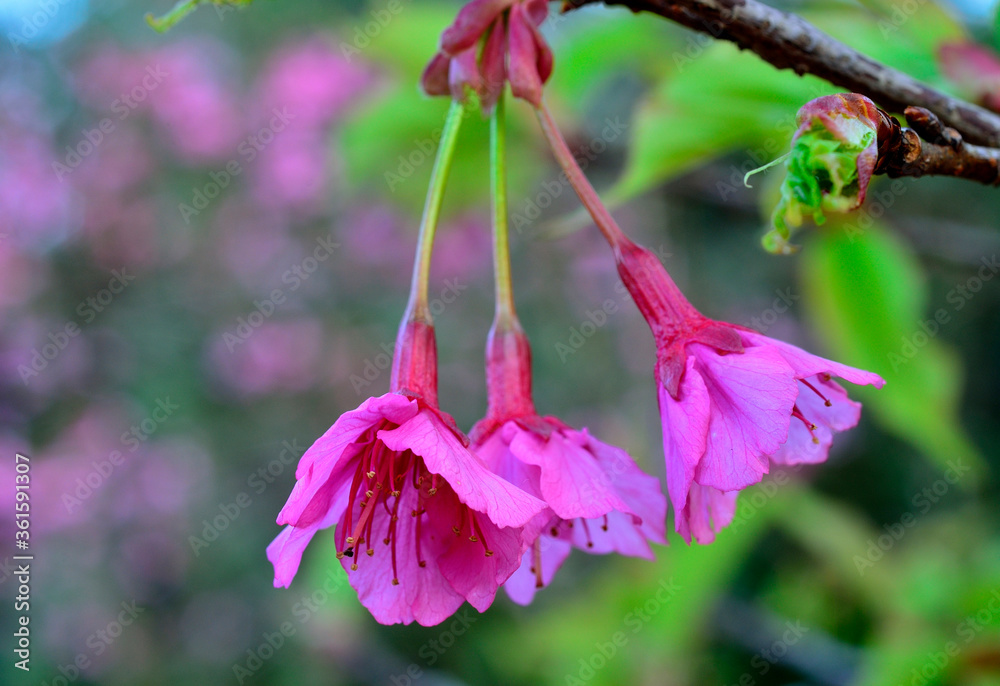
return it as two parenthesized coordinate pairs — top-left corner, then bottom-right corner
(562, 0), (1000, 148)
(875, 107), (1000, 185)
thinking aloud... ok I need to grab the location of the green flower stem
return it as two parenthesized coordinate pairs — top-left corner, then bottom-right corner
(490, 90), (516, 324)
(406, 100), (466, 321)
(535, 100), (627, 249)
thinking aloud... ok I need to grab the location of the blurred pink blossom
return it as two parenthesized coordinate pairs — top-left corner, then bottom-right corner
(146, 40), (243, 164)
(213, 197), (296, 288)
(209, 318), (324, 396)
(432, 213), (492, 284)
(249, 130), (331, 214)
(254, 37), (373, 129)
(0, 129), (74, 248)
(339, 204), (410, 273)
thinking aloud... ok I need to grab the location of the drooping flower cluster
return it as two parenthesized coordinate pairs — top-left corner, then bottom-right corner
(421, 0), (553, 108)
(269, 0), (885, 627)
(268, 323), (548, 625)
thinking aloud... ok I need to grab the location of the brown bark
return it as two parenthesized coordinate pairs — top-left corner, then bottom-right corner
(563, 0), (1000, 148)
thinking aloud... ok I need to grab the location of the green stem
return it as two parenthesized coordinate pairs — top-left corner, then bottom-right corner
(406, 100), (466, 321)
(535, 100), (628, 249)
(490, 90), (516, 323)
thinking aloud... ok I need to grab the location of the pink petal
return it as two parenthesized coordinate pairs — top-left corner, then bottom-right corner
(507, 3), (544, 106)
(528, 15), (553, 84)
(804, 376), (862, 432)
(769, 414), (832, 466)
(277, 393), (417, 526)
(267, 526), (317, 588)
(378, 408), (547, 528)
(343, 485), (465, 626)
(507, 428), (631, 520)
(474, 427), (543, 497)
(434, 500), (526, 612)
(691, 344), (798, 491)
(741, 330), (885, 389)
(421, 52), (452, 97)
(676, 484), (737, 545)
(523, 0), (549, 26)
(293, 393), (416, 483)
(440, 0), (513, 55)
(449, 45), (482, 101)
(479, 18), (507, 111)
(267, 502), (343, 588)
(562, 510), (658, 558)
(573, 428), (667, 546)
(504, 537), (572, 605)
(770, 376), (859, 465)
(657, 355), (710, 526)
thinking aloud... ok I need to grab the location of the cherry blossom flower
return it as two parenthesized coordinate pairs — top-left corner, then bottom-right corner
(268, 320), (547, 625)
(614, 238), (884, 543)
(470, 325), (666, 604)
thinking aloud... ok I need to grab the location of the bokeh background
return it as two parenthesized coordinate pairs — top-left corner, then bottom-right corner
(2, 0), (1000, 684)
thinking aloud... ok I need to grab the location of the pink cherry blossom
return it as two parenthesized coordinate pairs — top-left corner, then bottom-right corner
(268, 321), (546, 625)
(474, 417), (667, 604)
(470, 325), (666, 604)
(422, 0), (553, 108)
(254, 37), (372, 129)
(615, 238), (884, 543)
(268, 392), (546, 625)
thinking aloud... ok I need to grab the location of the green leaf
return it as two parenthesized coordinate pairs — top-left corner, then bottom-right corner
(612, 42), (833, 203)
(546, 8), (675, 104)
(800, 222), (985, 484)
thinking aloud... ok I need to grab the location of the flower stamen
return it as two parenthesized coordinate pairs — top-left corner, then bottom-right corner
(802, 378), (833, 407)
